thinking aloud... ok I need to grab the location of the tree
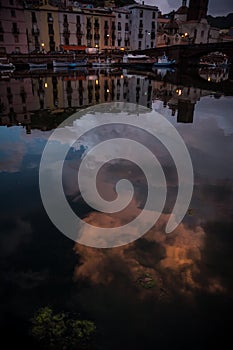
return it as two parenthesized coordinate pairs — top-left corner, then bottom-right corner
(31, 306), (96, 349)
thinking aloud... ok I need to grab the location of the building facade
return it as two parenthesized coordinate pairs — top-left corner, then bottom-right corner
(0, 1), (159, 54)
(126, 3), (158, 50)
(157, 0), (220, 47)
(0, 0), (28, 54)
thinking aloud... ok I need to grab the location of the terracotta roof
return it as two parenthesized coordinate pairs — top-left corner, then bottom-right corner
(176, 6), (188, 15)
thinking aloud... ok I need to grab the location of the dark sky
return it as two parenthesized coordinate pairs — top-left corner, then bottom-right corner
(137, 0), (233, 16)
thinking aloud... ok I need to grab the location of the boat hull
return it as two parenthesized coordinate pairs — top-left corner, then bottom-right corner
(29, 63), (47, 69)
(53, 60), (88, 68)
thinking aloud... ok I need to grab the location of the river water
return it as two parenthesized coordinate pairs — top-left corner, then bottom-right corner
(0, 66), (233, 349)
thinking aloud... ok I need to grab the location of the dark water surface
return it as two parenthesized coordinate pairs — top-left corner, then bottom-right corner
(0, 67), (233, 349)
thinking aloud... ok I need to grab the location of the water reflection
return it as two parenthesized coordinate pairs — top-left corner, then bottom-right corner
(0, 68), (229, 133)
(0, 66), (233, 349)
(199, 66), (229, 83)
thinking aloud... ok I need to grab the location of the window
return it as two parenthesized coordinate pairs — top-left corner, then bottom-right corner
(47, 13), (53, 22)
(63, 14), (67, 23)
(152, 21), (155, 29)
(126, 14), (129, 19)
(77, 15), (80, 23)
(32, 12), (37, 23)
(104, 38), (108, 46)
(118, 13), (121, 18)
(201, 30), (204, 37)
(138, 41), (141, 49)
(11, 9), (16, 17)
(14, 35), (19, 43)
(10, 0), (14, 4)
(151, 41), (153, 48)
(118, 39), (121, 46)
(48, 23), (54, 34)
(118, 22), (121, 31)
(139, 20), (143, 28)
(0, 34), (3, 42)
(125, 23), (129, 31)
(140, 10), (143, 18)
(152, 11), (156, 19)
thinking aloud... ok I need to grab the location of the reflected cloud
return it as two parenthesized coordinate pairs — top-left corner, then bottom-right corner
(73, 212), (227, 299)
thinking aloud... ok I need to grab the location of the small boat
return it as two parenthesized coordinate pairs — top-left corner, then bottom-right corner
(153, 54), (176, 67)
(29, 63), (47, 70)
(0, 57), (15, 71)
(92, 57), (114, 68)
(121, 54), (155, 68)
(53, 58), (88, 68)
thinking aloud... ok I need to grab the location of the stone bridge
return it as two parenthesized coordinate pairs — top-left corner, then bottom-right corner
(141, 41), (233, 65)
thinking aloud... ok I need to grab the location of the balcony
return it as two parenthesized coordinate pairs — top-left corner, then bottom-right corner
(76, 32), (83, 39)
(12, 28), (19, 34)
(32, 28), (40, 35)
(63, 30), (70, 37)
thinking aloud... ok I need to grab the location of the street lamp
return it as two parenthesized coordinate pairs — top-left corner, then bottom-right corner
(41, 42), (45, 53)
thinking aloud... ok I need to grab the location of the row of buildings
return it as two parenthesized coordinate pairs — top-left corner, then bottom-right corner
(0, 0), (158, 54)
(0, 0), (229, 55)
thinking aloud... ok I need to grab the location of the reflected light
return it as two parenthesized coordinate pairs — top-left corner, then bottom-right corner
(107, 89), (110, 93)
(176, 89), (182, 96)
(208, 76), (211, 82)
(95, 79), (99, 85)
(44, 82), (48, 88)
(120, 75), (124, 79)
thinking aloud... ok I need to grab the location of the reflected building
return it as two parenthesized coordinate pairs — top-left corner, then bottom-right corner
(152, 81), (211, 123)
(198, 67), (229, 83)
(0, 71), (153, 132)
(0, 76), (32, 130)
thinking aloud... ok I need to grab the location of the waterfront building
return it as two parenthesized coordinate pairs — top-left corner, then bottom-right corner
(0, 0), (28, 54)
(112, 8), (130, 51)
(25, 1), (60, 52)
(124, 2), (158, 50)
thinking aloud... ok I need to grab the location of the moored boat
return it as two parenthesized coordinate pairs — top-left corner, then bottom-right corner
(0, 57), (15, 71)
(53, 58), (88, 68)
(121, 54), (155, 68)
(29, 63), (47, 70)
(153, 54), (176, 67)
(92, 57), (114, 68)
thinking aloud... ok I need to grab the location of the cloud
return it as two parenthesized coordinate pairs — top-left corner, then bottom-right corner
(138, 0), (233, 16)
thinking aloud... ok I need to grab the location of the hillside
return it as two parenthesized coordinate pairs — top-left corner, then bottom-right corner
(207, 13), (233, 29)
